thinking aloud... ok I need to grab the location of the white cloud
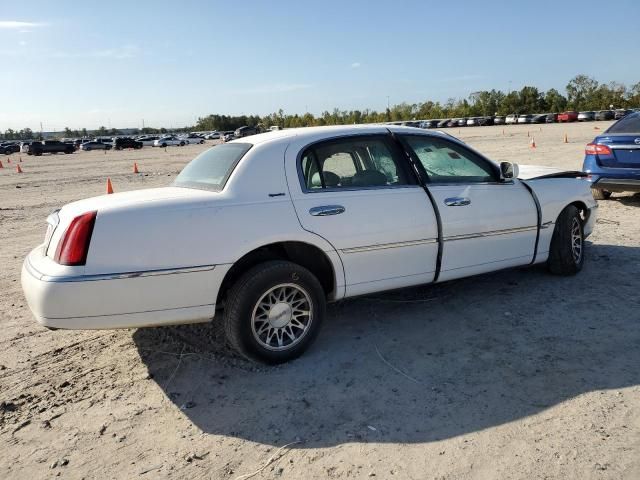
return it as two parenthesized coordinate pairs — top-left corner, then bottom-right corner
(232, 84), (313, 95)
(351, 62), (361, 69)
(52, 45), (140, 59)
(19, 40), (27, 46)
(0, 21), (46, 29)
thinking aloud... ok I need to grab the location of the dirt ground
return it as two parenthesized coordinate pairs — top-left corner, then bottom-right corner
(1, 122), (639, 480)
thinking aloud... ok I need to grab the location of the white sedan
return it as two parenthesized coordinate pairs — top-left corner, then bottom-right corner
(22, 125), (597, 363)
(181, 134), (206, 144)
(136, 136), (160, 146)
(153, 136), (185, 147)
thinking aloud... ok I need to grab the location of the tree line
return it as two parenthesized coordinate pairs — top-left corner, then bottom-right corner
(195, 75), (640, 131)
(2, 75), (639, 140)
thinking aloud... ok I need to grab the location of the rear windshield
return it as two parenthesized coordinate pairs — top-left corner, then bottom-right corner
(606, 113), (640, 134)
(173, 143), (252, 191)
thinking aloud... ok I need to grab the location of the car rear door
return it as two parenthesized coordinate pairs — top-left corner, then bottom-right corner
(286, 132), (439, 297)
(399, 133), (538, 282)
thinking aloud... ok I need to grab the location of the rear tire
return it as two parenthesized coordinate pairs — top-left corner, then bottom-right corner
(223, 260), (326, 364)
(547, 205), (584, 276)
(591, 188), (612, 200)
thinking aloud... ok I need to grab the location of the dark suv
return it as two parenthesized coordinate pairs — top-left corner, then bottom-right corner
(113, 137), (143, 150)
(28, 140), (75, 156)
(234, 126), (259, 138)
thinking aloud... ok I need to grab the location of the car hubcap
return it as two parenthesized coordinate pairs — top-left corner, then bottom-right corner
(251, 283), (313, 351)
(571, 217), (582, 263)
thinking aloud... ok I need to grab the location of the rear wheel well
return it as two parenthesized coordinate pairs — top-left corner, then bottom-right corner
(216, 242), (336, 309)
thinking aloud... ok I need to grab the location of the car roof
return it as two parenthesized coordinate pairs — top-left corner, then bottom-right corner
(229, 124), (454, 147)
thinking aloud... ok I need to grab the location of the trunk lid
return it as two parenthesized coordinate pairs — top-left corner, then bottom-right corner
(45, 187), (216, 260)
(595, 134), (640, 168)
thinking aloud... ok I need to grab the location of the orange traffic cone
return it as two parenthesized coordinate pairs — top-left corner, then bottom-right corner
(530, 137), (537, 149)
(16, 164), (23, 173)
(563, 133), (568, 143)
(106, 178), (114, 194)
(133, 162), (139, 174)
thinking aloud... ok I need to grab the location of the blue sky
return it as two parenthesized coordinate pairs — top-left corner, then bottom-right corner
(2, 0), (639, 131)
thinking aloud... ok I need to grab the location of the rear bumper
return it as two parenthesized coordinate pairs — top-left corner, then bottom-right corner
(21, 247), (229, 330)
(583, 156), (640, 192)
(594, 178), (640, 193)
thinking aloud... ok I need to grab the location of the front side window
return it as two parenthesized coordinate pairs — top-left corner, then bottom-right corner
(401, 135), (497, 184)
(300, 135), (411, 190)
(173, 143), (251, 191)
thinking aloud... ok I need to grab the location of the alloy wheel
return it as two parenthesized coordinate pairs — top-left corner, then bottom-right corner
(251, 283), (313, 351)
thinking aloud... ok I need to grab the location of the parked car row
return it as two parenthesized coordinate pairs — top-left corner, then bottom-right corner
(391, 108), (639, 130)
(2, 132), (225, 156)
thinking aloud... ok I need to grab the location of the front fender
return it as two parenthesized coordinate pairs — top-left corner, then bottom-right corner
(526, 177), (597, 261)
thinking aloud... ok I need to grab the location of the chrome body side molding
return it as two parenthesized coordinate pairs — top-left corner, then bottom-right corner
(341, 238), (438, 254)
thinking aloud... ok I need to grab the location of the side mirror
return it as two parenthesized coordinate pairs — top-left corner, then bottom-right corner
(500, 161), (519, 181)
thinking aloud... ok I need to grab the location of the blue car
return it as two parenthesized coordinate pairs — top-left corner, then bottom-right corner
(583, 112), (640, 199)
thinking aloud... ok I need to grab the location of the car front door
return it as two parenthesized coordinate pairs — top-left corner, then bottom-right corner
(400, 134), (538, 282)
(286, 133), (439, 297)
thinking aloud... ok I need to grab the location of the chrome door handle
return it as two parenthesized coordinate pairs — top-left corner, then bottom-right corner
(444, 197), (471, 206)
(309, 205), (345, 216)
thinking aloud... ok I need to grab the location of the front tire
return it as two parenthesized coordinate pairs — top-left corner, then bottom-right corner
(223, 260), (326, 364)
(591, 188), (612, 200)
(547, 205), (584, 275)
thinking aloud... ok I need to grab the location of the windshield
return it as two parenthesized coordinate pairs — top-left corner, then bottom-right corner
(606, 113), (640, 134)
(173, 143), (252, 191)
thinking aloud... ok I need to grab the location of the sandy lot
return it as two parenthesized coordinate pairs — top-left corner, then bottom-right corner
(1, 123), (639, 480)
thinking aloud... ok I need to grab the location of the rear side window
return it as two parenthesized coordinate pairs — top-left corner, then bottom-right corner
(402, 135), (497, 183)
(606, 113), (640, 133)
(173, 143), (251, 191)
(299, 135), (411, 190)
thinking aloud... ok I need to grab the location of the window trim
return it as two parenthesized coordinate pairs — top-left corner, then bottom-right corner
(397, 133), (508, 186)
(296, 133), (418, 193)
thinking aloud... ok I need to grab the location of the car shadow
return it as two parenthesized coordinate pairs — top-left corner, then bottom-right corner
(132, 242), (640, 447)
(613, 193), (640, 207)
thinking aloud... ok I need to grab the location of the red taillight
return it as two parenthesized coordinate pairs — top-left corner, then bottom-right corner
(585, 143), (612, 155)
(54, 211), (97, 266)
